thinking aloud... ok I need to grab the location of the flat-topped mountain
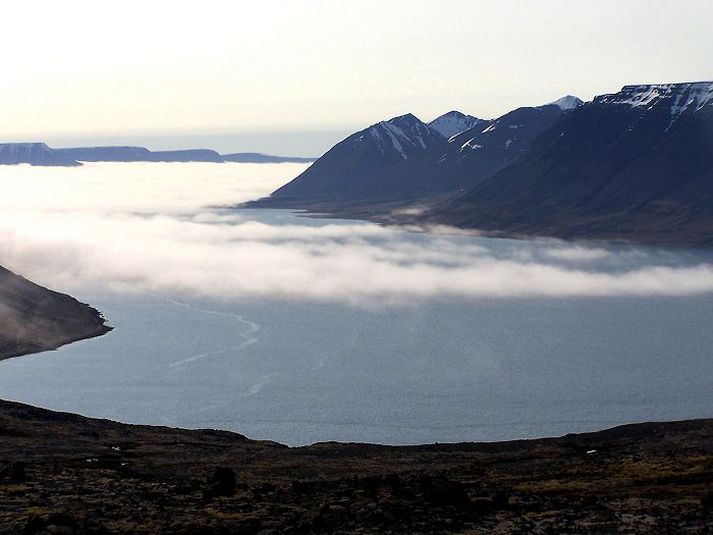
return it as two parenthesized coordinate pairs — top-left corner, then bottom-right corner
(428, 110), (484, 138)
(0, 143), (80, 167)
(55, 146), (224, 162)
(428, 82), (713, 245)
(0, 265), (110, 360)
(0, 144), (315, 165)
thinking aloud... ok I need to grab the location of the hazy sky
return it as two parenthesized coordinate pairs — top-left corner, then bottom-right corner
(2, 0), (712, 155)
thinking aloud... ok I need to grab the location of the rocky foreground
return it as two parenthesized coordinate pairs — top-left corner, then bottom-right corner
(0, 265), (711, 533)
(0, 399), (711, 534)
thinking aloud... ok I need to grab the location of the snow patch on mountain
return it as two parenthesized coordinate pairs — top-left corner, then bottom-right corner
(429, 111), (484, 138)
(547, 95), (584, 110)
(595, 82), (713, 117)
(366, 114), (443, 160)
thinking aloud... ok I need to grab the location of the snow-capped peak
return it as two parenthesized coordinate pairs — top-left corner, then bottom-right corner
(546, 95), (584, 110)
(364, 114), (443, 160)
(428, 111), (484, 138)
(595, 82), (713, 117)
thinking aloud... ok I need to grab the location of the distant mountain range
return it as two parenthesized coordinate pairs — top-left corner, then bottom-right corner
(0, 143), (81, 167)
(429, 83), (713, 245)
(0, 144), (315, 166)
(247, 96), (581, 211)
(248, 82), (713, 246)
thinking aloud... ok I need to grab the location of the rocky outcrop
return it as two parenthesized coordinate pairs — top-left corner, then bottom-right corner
(0, 265), (111, 361)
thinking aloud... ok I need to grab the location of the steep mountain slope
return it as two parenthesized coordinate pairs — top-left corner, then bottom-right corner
(428, 111), (484, 138)
(433, 101), (575, 191)
(430, 82), (713, 245)
(248, 99), (580, 212)
(0, 143), (80, 167)
(0, 266), (111, 360)
(249, 114), (448, 207)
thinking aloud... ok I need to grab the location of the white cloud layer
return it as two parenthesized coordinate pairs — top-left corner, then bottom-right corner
(1, 162), (713, 305)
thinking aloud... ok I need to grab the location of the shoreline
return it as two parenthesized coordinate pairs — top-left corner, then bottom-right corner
(1, 267), (711, 531)
(0, 266), (112, 364)
(239, 201), (713, 249)
(1, 396), (711, 533)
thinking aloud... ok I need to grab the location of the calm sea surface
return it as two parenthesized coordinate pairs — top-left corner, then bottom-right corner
(1, 210), (712, 445)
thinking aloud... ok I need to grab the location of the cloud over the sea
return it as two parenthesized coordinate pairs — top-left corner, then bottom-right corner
(1, 162), (713, 305)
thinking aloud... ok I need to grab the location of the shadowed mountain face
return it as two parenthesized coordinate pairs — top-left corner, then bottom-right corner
(433, 103), (570, 191)
(0, 266), (111, 361)
(247, 101), (576, 212)
(252, 114), (449, 206)
(429, 82), (713, 245)
(0, 143), (80, 167)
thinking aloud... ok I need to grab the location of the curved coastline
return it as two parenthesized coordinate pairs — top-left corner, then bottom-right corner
(0, 266), (711, 532)
(0, 265), (111, 363)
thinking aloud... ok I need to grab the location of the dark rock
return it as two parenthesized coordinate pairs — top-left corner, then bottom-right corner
(703, 490), (713, 510)
(204, 466), (236, 499)
(417, 475), (471, 507)
(1, 461), (27, 482)
(470, 496), (496, 514)
(23, 513), (78, 535)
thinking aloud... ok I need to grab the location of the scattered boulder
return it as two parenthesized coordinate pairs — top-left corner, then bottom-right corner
(470, 496), (496, 515)
(23, 513), (78, 535)
(1, 461), (27, 482)
(203, 467), (236, 499)
(417, 475), (470, 507)
(703, 490), (713, 511)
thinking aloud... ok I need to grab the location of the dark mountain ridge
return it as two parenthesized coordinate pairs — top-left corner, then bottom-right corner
(433, 103), (571, 192)
(428, 82), (713, 245)
(249, 114), (449, 209)
(246, 100), (577, 212)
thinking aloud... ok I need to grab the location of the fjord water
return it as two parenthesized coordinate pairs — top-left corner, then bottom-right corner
(0, 163), (712, 445)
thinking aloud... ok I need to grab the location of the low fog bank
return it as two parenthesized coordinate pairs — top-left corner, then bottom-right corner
(1, 162), (713, 305)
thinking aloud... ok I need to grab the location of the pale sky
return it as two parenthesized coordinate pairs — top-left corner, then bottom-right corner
(1, 0), (712, 155)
